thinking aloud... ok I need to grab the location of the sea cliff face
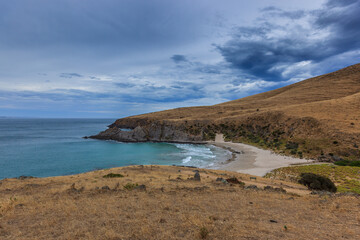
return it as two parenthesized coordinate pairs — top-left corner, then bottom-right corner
(89, 118), (204, 143)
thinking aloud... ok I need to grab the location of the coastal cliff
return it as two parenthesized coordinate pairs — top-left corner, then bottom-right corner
(90, 118), (204, 143)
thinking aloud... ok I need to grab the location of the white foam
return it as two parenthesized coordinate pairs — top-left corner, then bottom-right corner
(174, 144), (215, 158)
(182, 156), (192, 163)
(168, 143), (231, 168)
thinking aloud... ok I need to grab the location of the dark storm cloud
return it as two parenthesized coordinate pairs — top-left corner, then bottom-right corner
(59, 73), (83, 78)
(217, 0), (360, 81)
(171, 55), (188, 64)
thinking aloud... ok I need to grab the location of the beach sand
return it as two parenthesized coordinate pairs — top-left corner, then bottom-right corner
(210, 134), (312, 176)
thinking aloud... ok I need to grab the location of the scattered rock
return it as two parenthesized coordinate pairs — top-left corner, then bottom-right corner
(245, 185), (258, 190)
(264, 186), (287, 193)
(336, 192), (360, 197)
(15, 204), (24, 209)
(17, 176), (34, 180)
(194, 186), (209, 191)
(194, 172), (201, 181)
(134, 184), (146, 191)
(270, 220), (278, 223)
(310, 190), (334, 196)
(226, 177), (244, 185)
(216, 177), (228, 184)
(68, 183), (84, 193)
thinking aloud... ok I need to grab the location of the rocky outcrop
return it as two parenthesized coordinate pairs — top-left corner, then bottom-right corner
(88, 120), (204, 143)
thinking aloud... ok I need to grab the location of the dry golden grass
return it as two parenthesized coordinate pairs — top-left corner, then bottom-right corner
(1, 165), (359, 239)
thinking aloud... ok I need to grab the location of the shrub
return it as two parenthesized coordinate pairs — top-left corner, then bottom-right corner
(286, 141), (299, 150)
(334, 160), (360, 167)
(103, 173), (124, 178)
(290, 149), (297, 155)
(226, 177), (245, 186)
(199, 227), (209, 239)
(124, 183), (138, 190)
(298, 173), (337, 192)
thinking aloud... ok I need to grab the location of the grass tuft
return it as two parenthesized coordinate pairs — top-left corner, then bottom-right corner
(199, 227), (209, 239)
(103, 173), (124, 178)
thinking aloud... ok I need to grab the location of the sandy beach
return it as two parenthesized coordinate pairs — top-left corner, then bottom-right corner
(210, 134), (312, 176)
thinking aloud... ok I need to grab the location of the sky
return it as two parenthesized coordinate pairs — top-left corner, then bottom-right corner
(0, 0), (359, 118)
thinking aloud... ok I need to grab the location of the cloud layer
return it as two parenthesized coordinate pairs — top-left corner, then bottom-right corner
(0, 0), (359, 117)
(217, 0), (360, 81)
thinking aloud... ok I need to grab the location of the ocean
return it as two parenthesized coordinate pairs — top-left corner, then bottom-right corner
(0, 118), (230, 179)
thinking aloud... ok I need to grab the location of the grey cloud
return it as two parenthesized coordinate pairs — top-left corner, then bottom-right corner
(325, 0), (358, 7)
(59, 73), (83, 78)
(261, 6), (305, 19)
(114, 82), (136, 88)
(171, 55), (188, 64)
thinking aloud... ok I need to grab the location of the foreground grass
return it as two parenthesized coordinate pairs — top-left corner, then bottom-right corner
(265, 164), (360, 194)
(1, 165), (360, 239)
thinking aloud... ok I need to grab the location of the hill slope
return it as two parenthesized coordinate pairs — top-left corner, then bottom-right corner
(1, 165), (360, 239)
(92, 63), (360, 161)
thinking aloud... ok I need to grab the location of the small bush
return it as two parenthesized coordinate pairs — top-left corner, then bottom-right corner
(103, 173), (124, 178)
(226, 177), (245, 186)
(290, 149), (297, 155)
(299, 173), (337, 192)
(286, 142), (299, 150)
(199, 227), (209, 239)
(124, 183), (138, 190)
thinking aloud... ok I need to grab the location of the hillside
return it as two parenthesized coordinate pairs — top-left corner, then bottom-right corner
(1, 165), (359, 239)
(92, 64), (360, 161)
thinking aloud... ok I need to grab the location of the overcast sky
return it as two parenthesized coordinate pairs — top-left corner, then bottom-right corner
(1, 0), (359, 118)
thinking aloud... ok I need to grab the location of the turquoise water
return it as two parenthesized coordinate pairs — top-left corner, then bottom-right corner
(0, 118), (230, 179)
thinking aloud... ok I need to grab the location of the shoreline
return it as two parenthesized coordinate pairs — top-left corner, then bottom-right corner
(208, 134), (312, 176)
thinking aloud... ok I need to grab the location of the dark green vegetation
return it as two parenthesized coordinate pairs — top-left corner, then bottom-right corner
(335, 160), (360, 167)
(298, 173), (337, 192)
(199, 227), (209, 239)
(197, 121), (348, 161)
(266, 164), (360, 194)
(103, 173), (124, 178)
(123, 182), (138, 190)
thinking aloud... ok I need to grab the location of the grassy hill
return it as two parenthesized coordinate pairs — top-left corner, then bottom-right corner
(1, 165), (359, 239)
(107, 63), (360, 161)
